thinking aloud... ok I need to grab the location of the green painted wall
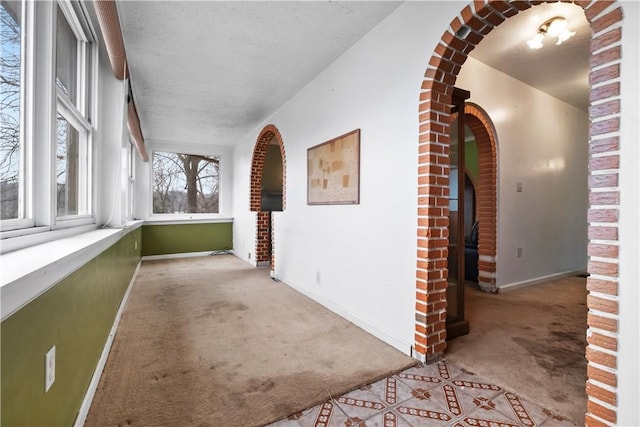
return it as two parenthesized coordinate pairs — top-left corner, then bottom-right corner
(141, 222), (232, 256)
(465, 139), (479, 182)
(1, 227), (141, 426)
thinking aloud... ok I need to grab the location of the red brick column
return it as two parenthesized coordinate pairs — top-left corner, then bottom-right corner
(250, 124), (286, 269)
(416, 1), (623, 424)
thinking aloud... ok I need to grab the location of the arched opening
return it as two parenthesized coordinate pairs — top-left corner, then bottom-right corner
(465, 103), (498, 293)
(249, 124), (286, 270)
(415, 1), (623, 424)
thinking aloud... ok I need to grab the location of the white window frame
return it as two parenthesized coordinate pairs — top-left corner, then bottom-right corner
(53, 0), (94, 228)
(124, 138), (135, 221)
(149, 148), (223, 220)
(1, 0), (33, 231)
(0, 0), (98, 247)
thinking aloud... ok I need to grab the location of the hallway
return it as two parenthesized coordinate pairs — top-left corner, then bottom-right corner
(86, 257), (585, 426)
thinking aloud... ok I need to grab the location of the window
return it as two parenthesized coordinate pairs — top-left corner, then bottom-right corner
(55, 1), (92, 222)
(0, 0), (25, 224)
(1, 0), (96, 241)
(125, 139), (135, 220)
(152, 151), (219, 215)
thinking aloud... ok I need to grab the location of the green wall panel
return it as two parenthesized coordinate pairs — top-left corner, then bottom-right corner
(465, 139), (479, 182)
(1, 228), (141, 427)
(141, 222), (232, 256)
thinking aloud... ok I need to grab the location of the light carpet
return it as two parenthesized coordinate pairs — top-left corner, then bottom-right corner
(85, 255), (416, 427)
(445, 276), (588, 425)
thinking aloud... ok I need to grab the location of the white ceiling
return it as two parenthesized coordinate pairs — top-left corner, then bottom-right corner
(117, 1), (402, 147)
(469, 2), (590, 111)
(116, 1), (590, 149)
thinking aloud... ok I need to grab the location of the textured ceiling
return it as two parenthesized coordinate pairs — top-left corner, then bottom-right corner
(117, 1), (402, 147)
(116, 1), (590, 149)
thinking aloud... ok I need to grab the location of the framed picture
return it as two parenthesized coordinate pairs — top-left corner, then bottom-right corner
(307, 129), (360, 205)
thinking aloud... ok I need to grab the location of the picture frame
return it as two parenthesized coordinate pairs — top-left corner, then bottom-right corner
(307, 129), (360, 205)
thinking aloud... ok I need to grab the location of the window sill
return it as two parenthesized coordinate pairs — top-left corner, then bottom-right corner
(0, 221), (143, 321)
(143, 216), (233, 225)
(1, 223), (99, 255)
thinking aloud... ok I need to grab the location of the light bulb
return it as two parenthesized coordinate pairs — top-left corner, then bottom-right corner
(527, 32), (544, 50)
(556, 28), (576, 45)
(546, 17), (567, 37)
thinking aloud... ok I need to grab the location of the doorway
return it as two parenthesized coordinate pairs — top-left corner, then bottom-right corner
(446, 87), (471, 339)
(414, 1), (624, 423)
(249, 124), (286, 270)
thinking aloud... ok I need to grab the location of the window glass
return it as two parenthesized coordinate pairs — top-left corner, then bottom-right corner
(56, 114), (89, 217)
(0, 0), (23, 220)
(153, 151), (219, 214)
(55, 2), (91, 222)
(56, 5), (77, 104)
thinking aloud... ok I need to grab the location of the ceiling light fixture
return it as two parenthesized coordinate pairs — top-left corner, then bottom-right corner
(527, 16), (575, 49)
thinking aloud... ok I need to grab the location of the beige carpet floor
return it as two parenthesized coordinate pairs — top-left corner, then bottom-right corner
(445, 276), (588, 425)
(85, 255), (416, 427)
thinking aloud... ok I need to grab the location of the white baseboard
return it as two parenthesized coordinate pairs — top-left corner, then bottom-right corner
(498, 269), (586, 293)
(141, 250), (233, 261)
(275, 275), (414, 358)
(74, 260), (141, 427)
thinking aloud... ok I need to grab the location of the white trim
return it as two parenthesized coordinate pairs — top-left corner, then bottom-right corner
(57, 0), (88, 43)
(498, 269), (587, 293)
(143, 217), (233, 225)
(0, 222), (142, 320)
(141, 250), (232, 261)
(275, 275), (413, 357)
(73, 260), (140, 427)
(0, 223), (96, 254)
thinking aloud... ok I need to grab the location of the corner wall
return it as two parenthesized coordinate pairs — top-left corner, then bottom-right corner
(0, 228), (141, 426)
(141, 222), (232, 256)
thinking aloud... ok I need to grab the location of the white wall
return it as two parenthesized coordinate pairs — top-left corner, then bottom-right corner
(95, 51), (128, 227)
(457, 57), (589, 289)
(616, 1), (639, 423)
(233, 2), (465, 353)
(231, 5), (639, 420)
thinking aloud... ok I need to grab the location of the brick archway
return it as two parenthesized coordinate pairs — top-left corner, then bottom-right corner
(415, 2), (623, 425)
(451, 103), (499, 292)
(250, 124), (286, 269)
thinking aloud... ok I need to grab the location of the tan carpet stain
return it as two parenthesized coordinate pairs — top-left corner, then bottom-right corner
(85, 255), (416, 427)
(445, 277), (588, 425)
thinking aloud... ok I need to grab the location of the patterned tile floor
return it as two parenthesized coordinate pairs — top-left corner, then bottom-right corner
(266, 360), (577, 427)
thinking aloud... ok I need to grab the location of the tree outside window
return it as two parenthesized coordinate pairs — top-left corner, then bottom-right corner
(152, 151), (219, 214)
(0, 0), (23, 221)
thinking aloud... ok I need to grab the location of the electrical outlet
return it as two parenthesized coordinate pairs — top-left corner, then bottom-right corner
(516, 182), (523, 193)
(45, 346), (55, 392)
(516, 247), (523, 258)
(248, 253), (251, 260)
(134, 240), (138, 250)
(316, 271), (321, 284)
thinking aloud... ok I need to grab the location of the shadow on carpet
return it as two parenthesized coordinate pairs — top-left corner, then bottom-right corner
(85, 255), (417, 426)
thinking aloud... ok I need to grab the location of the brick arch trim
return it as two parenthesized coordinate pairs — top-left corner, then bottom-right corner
(464, 103), (498, 292)
(449, 103), (498, 291)
(415, 1), (623, 425)
(250, 124), (286, 267)
(250, 124), (287, 212)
